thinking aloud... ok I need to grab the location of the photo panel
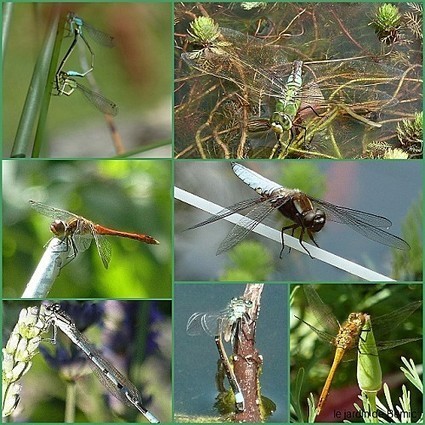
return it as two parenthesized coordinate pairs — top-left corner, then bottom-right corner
(5, 3), (172, 158)
(175, 2), (422, 159)
(3, 159), (172, 298)
(175, 160), (422, 282)
(2, 300), (171, 422)
(290, 283), (422, 423)
(174, 283), (288, 423)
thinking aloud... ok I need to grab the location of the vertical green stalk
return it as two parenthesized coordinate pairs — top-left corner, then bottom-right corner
(357, 314), (382, 423)
(2, 3), (14, 63)
(32, 9), (67, 157)
(10, 6), (61, 157)
(64, 381), (77, 423)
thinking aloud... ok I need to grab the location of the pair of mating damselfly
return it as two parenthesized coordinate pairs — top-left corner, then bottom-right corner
(55, 12), (118, 116)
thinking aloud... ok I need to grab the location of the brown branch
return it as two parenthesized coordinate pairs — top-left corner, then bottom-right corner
(233, 284), (264, 422)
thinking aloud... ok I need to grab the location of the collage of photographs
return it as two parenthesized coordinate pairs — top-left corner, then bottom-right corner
(2, 2), (423, 424)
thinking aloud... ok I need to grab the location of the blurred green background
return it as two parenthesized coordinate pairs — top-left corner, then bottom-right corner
(3, 160), (172, 298)
(3, 3), (172, 157)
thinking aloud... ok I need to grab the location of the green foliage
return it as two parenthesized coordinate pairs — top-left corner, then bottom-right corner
(220, 241), (274, 281)
(392, 194), (423, 281)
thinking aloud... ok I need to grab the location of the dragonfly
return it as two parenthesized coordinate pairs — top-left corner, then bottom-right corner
(186, 162), (410, 257)
(296, 285), (422, 415)
(187, 297), (253, 412)
(29, 200), (159, 269)
(55, 71), (119, 116)
(178, 20), (402, 157)
(43, 303), (160, 423)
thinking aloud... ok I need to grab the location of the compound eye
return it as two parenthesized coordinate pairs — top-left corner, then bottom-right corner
(304, 210), (326, 232)
(50, 220), (66, 237)
(312, 210), (326, 232)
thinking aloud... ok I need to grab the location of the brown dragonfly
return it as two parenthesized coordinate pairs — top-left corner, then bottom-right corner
(295, 285), (422, 415)
(30, 200), (159, 268)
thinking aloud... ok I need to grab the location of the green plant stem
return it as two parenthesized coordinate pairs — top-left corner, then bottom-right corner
(65, 381), (76, 423)
(2, 3), (14, 63)
(32, 9), (66, 157)
(10, 6), (60, 157)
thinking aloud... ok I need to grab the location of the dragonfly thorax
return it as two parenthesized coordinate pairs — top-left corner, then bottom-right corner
(277, 192), (326, 233)
(333, 312), (366, 350)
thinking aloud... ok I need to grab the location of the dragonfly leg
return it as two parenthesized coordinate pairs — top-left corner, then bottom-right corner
(55, 236), (78, 268)
(299, 105), (323, 118)
(300, 228), (315, 259)
(279, 223), (299, 258)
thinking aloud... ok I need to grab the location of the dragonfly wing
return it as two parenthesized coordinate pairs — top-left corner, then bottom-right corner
(186, 311), (220, 337)
(303, 286), (340, 333)
(72, 234), (93, 254)
(186, 197), (266, 230)
(305, 60), (402, 110)
(375, 337), (422, 351)
(183, 26), (293, 101)
(311, 197), (410, 251)
(294, 315), (334, 344)
(29, 200), (80, 221)
(371, 300), (422, 339)
(83, 21), (115, 47)
(216, 201), (277, 254)
(92, 231), (112, 269)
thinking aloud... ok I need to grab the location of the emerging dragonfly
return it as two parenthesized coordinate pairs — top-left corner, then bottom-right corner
(29, 200), (159, 269)
(187, 297), (253, 412)
(186, 162), (410, 257)
(178, 18), (402, 157)
(296, 285), (422, 415)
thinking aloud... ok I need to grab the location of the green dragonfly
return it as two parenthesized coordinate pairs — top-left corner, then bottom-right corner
(178, 19), (405, 159)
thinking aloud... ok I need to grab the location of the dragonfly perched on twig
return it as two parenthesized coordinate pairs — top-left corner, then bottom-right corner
(29, 200), (159, 269)
(296, 285), (422, 415)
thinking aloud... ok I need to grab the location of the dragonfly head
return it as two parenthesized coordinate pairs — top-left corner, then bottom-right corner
(303, 209), (326, 232)
(50, 220), (68, 238)
(270, 112), (292, 133)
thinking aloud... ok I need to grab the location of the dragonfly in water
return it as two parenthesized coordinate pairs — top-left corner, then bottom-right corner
(29, 200), (159, 269)
(177, 17), (404, 158)
(187, 297), (253, 412)
(186, 162), (410, 258)
(296, 285), (422, 415)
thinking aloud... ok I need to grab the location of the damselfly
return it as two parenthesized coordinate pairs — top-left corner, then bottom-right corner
(56, 12), (115, 84)
(43, 303), (160, 423)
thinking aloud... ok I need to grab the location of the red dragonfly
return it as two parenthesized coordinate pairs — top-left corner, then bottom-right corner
(30, 200), (159, 268)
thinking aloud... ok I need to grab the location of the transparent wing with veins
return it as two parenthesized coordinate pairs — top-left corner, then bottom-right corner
(29, 200), (82, 222)
(186, 196), (288, 255)
(309, 197), (410, 251)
